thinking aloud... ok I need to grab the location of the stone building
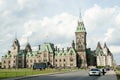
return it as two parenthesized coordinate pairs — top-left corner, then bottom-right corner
(1, 14), (114, 69)
(87, 42), (114, 67)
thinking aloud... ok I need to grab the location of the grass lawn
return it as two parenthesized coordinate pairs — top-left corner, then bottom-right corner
(0, 68), (79, 79)
(116, 69), (120, 80)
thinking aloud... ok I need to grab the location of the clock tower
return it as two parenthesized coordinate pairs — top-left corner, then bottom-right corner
(75, 13), (87, 68)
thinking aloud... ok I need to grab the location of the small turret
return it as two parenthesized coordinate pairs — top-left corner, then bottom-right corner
(12, 38), (20, 53)
(25, 43), (32, 53)
(72, 40), (75, 49)
(96, 42), (102, 49)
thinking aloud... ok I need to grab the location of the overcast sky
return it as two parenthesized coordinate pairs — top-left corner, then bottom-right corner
(0, 0), (120, 65)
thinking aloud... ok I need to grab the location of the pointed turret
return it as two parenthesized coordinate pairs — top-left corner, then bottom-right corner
(96, 42), (102, 49)
(25, 42), (32, 53)
(104, 42), (108, 48)
(76, 11), (86, 32)
(72, 40), (75, 49)
(12, 38), (20, 53)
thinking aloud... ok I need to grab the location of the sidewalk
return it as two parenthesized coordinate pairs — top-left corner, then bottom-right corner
(98, 70), (117, 80)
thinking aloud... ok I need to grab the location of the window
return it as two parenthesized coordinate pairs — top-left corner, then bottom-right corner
(18, 60), (21, 63)
(70, 51), (74, 56)
(30, 60), (32, 63)
(14, 60), (15, 63)
(63, 59), (65, 62)
(70, 64), (73, 66)
(44, 53), (47, 57)
(8, 61), (10, 64)
(56, 59), (57, 62)
(34, 60), (36, 63)
(70, 57), (73, 62)
(64, 64), (66, 67)
(60, 64), (62, 67)
(4, 65), (6, 68)
(44, 59), (47, 62)
(8, 65), (10, 68)
(55, 64), (57, 67)
(59, 59), (61, 62)
(50, 55), (52, 57)
(39, 60), (41, 62)
(4, 61), (6, 63)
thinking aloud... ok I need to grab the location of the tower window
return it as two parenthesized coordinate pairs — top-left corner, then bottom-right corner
(4, 61), (6, 63)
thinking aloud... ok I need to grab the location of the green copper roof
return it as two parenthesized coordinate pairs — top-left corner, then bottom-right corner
(40, 43), (54, 53)
(67, 48), (76, 55)
(95, 48), (104, 56)
(26, 51), (38, 57)
(76, 21), (86, 32)
(55, 47), (76, 56)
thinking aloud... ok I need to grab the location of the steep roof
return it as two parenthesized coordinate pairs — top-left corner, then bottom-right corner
(76, 13), (86, 32)
(96, 42), (102, 49)
(39, 43), (54, 53)
(55, 47), (76, 56)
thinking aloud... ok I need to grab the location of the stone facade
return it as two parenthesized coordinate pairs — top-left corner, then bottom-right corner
(1, 14), (114, 69)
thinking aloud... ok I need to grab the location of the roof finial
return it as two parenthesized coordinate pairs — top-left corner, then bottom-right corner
(79, 8), (82, 19)
(79, 8), (82, 22)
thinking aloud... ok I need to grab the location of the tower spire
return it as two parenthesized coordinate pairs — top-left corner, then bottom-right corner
(76, 10), (86, 32)
(78, 9), (83, 22)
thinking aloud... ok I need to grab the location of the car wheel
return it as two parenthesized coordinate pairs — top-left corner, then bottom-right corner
(98, 73), (101, 76)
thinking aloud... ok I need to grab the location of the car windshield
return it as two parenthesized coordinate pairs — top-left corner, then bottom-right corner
(90, 69), (99, 71)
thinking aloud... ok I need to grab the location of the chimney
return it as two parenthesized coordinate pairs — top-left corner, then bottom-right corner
(38, 45), (40, 50)
(67, 47), (69, 52)
(62, 48), (64, 52)
(55, 46), (57, 51)
(8, 50), (11, 54)
(58, 48), (60, 52)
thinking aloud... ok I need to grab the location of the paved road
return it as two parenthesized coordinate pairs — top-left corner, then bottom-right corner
(20, 70), (100, 80)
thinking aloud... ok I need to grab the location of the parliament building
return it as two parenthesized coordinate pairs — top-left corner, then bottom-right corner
(1, 15), (114, 69)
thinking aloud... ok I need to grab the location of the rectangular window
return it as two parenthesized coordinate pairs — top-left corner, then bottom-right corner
(18, 60), (21, 63)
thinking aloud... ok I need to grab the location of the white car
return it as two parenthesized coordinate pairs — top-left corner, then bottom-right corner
(89, 68), (101, 76)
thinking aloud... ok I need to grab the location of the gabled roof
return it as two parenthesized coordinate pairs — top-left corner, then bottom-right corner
(39, 43), (54, 53)
(55, 47), (76, 56)
(67, 47), (76, 55)
(26, 51), (38, 57)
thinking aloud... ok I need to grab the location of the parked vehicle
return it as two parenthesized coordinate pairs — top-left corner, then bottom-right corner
(89, 68), (101, 76)
(33, 62), (47, 70)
